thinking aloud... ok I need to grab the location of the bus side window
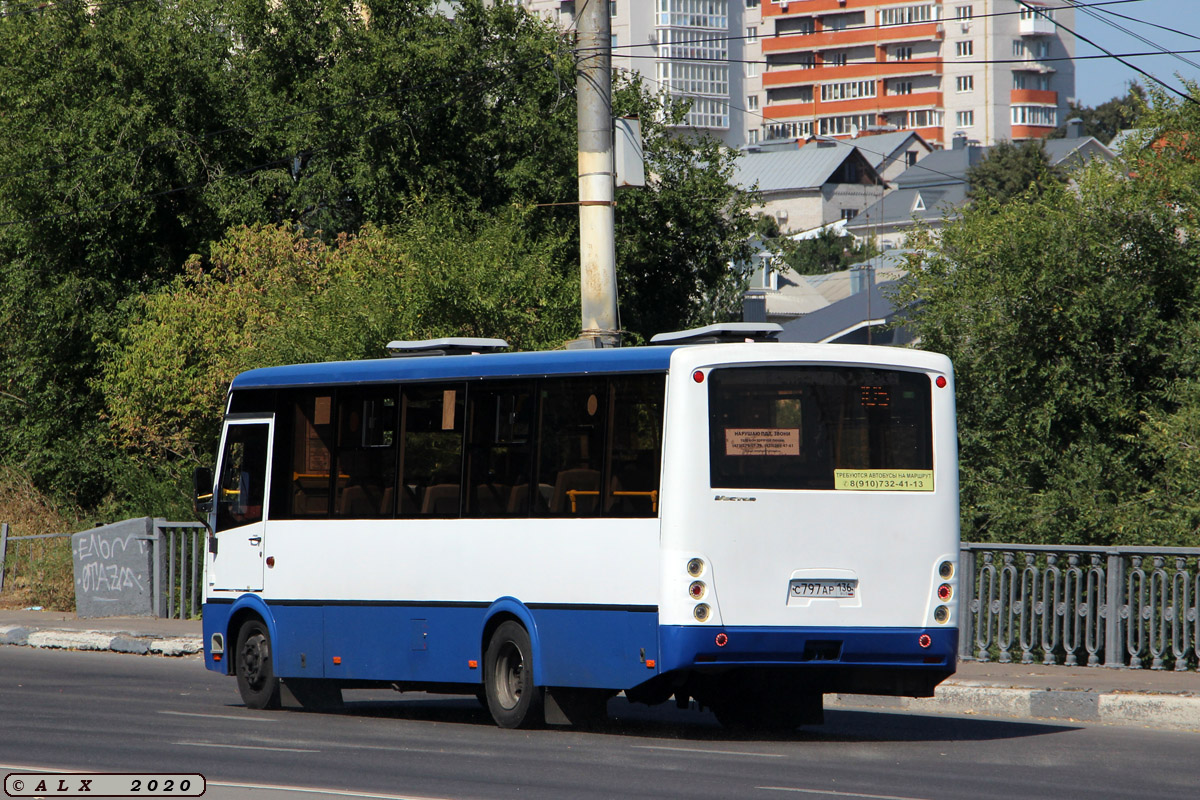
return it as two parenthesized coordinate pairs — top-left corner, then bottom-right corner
(288, 393), (335, 517)
(606, 374), (665, 517)
(464, 381), (534, 517)
(400, 384), (465, 517)
(537, 377), (607, 517)
(333, 387), (399, 518)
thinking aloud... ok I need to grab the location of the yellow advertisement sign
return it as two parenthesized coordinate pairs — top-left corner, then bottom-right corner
(834, 469), (934, 492)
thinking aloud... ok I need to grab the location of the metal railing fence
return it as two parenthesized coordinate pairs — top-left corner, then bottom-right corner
(1, 519), (206, 619)
(961, 543), (1200, 671)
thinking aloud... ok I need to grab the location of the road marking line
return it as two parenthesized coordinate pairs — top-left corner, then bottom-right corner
(758, 787), (930, 800)
(206, 781), (455, 800)
(632, 745), (784, 758)
(160, 710), (278, 722)
(174, 742), (319, 753)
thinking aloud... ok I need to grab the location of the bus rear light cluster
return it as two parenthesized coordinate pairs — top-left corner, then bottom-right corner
(934, 605), (950, 623)
(918, 634), (932, 648)
(938, 560), (954, 579)
(689, 581), (706, 600)
(937, 583), (953, 601)
(693, 603), (711, 622)
(687, 558), (705, 577)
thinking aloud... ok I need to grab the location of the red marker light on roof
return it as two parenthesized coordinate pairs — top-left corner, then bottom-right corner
(936, 376), (947, 388)
(693, 370), (704, 384)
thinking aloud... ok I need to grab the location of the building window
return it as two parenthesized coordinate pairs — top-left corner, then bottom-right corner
(1019, 6), (1054, 21)
(907, 109), (943, 128)
(879, 4), (940, 27)
(956, 110), (974, 128)
(841, 208), (859, 221)
(747, 94), (760, 111)
(955, 5), (974, 19)
(611, 34), (618, 50)
(891, 80), (913, 95)
(746, 60), (759, 78)
(906, 150), (919, 167)
(956, 40), (973, 58)
(1012, 105), (1057, 127)
(826, 51), (848, 67)
(955, 75), (974, 92)
(766, 120), (814, 139)
(611, 0), (617, 16)
(821, 80), (877, 102)
(746, 0), (759, 7)
(746, 26), (758, 44)
(748, 129), (760, 144)
(893, 46), (913, 61)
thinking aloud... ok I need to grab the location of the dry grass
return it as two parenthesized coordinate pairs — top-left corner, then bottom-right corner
(0, 467), (80, 611)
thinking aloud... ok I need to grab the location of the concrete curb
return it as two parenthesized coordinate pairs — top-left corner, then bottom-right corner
(828, 681), (1200, 731)
(0, 625), (202, 657)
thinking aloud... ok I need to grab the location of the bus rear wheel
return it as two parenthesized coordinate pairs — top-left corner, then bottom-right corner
(484, 621), (543, 729)
(235, 619), (281, 710)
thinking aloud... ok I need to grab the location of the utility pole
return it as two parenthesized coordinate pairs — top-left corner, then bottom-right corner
(571, 0), (620, 349)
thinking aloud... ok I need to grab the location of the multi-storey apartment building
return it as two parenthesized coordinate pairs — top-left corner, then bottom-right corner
(524, 1), (1073, 149)
(761, 0), (1074, 147)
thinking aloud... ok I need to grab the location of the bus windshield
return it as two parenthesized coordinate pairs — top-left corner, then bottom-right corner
(708, 365), (933, 490)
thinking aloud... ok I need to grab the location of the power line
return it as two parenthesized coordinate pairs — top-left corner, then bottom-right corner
(1062, 0), (1200, 75)
(612, 47), (1200, 68)
(1091, 4), (1200, 44)
(581, 0), (1147, 54)
(1017, 0), (1197, 103)
(617, 67), (975, 190)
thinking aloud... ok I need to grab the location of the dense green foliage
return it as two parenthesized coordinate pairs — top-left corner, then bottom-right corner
(0, 1), (758, 517)
(898, 84), (1200, 546)
(775, 227), (877, 275)
(1049, 84), (1145, 144)
(965, 140), (1065, 205)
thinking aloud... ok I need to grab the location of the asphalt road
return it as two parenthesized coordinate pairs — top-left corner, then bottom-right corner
(1, 647), (1196, 800)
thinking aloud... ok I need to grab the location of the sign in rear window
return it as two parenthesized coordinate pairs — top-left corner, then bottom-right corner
(709, 366), (933, 491)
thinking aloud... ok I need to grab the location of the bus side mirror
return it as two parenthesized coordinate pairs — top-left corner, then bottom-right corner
(193, 466), (214, 516)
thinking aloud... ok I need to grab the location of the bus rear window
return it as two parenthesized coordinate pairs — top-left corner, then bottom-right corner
(708, 366), (932, 490)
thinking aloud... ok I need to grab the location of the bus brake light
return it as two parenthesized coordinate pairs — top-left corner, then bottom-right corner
(918, 634), (932, 648)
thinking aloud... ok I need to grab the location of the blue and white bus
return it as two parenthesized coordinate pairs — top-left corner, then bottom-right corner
(198, 327), (959, 729)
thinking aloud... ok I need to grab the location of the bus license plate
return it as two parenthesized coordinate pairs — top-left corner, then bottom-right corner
(789, 579), (857, 599)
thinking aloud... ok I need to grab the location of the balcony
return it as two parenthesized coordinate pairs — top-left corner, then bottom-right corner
(1019, 12), (1056, 36)
(1011, 88), (1057, 104)
(764, 59), (942, 88)
(762, 22), (942, 53)
(763, 90), (944, 120)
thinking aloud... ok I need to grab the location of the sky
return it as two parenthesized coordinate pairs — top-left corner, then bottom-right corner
(1073, 0), (1200, 106)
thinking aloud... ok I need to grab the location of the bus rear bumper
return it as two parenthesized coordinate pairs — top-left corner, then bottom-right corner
(656, 625), (957, 697)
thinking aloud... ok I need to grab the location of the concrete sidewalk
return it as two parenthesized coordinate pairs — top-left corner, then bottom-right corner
(2, 609), (1197, 731)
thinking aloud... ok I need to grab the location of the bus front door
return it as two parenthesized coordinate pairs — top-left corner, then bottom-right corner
(210, 416), (274, 593)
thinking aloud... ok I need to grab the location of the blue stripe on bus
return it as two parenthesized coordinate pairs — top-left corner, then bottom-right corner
(203, 601), (661, 689)
(230, 347), (679, 390)
(658, 625), (958, 672)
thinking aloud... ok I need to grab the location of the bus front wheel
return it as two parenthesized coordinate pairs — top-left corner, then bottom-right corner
(484, 621), (543, 729)
(235, 619), (281, 710)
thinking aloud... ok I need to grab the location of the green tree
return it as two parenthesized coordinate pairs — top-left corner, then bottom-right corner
(100, 205), (577, 473)
(897, 154), (1200, 546)
(1050, 84), (1145, 144)
(774, 227), (877, 275)
(611, 78), (758, 337)
(965, 139), (1065, 205)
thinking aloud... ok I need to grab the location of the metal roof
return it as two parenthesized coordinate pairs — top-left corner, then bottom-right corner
(734, 145), (860, 193)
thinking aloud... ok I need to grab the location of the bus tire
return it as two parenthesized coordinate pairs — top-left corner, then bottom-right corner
(484, 621), (543, 729)
(235, 619), (281, 710)
(285, 679), (343, 712)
